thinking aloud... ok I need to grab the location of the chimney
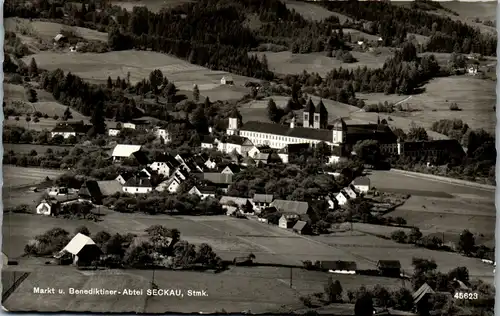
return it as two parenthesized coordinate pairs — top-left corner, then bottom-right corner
(290, 117), (296, 129)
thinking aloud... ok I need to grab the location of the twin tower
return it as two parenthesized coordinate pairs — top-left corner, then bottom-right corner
(303, 98), (328, 130)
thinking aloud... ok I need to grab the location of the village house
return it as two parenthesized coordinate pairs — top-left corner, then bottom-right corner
(148, 153), (181, 177)
(50, 122), (92, 139)
(351, 176), (371, 193)
(395, 139), (466, 162)
(201, 135), (218, 149)
(292, 220), (311, 235)
(78, 181), (103, 205)
(154, 127), (171, 143)
(156, 177), (181, 193)
(47, 186), (69, 196)
(271, 200), (311, 217)
(111, 144), (147, 164)
(377, 260), (402, 277)
(188, 185), (217, 199)
(96, 180), (123, 197)
(122, 176), (153, 194)
(220, 76), (234, 85)
(194, 173), (234, 193)
(326, 195), (339, 210)
(36, 199), (61, 216)
(217, 135), (254, 156)
(108, 127), (120, 136)
(344, 186), (359, 199)
(335, 191), (350, 206)
(279, 215), (298, 229)
(220, 164), (242, 175)
(253, 193), (274, 211)
(115, 172), (134, 185)
(219, 196), (253, 212)
(54, 233), (102, 266)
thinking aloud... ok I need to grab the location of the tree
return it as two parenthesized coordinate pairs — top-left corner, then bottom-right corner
(392, 288), (414, 311)
(448, 266), (469, 283)
(324, 277), (343, 303)
(458, 229), (475, 256)
(93, 231), (111, 247)
(190, 104), (209, 134)
(372, 285), (392, 308)
(353, 140), (381, 165)
(29, 57), (38, 77)
(267, 98), (281, 123)
(75, 226), (90, 236)
(90, 102), (106, 135)
(407, 126), (428, 141)
(193, 84), (200, 102)
(149, 69), (163, 94)
(408, 227), (423, 244)
(26, 88), (38, 103)
(63, 107), (72, 120)
(390, 230), (407, 243)
(354, 289), (374, 316)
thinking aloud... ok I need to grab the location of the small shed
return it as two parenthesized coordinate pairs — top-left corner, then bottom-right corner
(292, 220), (311, 235)
(377, 260), (401, 277)
(221, 76), (234, 85)
(55, 233), (102, 266)
(36, 199), (60, 216)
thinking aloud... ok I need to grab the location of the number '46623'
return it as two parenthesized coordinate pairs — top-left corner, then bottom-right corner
(454, 292), (479, 300)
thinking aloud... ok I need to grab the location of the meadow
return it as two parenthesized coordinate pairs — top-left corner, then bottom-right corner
(357, 76), (497, 133)
(2, 166), (65, 190)
(3, 143), (73, 154)
(5, 18), (108, 42)
(111, 0), (192, 12)
(282, 0), (350, 23)
(22, 50), (252, 101)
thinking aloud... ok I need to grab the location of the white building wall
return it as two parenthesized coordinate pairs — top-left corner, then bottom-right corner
(123, 123), (136, 129)
(336, 193), (348, 205)
(51, 132), (76, 139)
(239, 130), (335, 149)
(123, 186), (152, 194)
(149, 162), (171, 176)
(354, 184), (369, 193)
(108, 129), (120, 136)
(36, 202), (52, 215)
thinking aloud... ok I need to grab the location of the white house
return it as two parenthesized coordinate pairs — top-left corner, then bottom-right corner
(467, 65), (478, 75)
(253, 194), (274, 210)
(123, 122), (136, 129)
(326, 196), (338, 210)
(47, 186), (69, 196)
(115, 173), (134, 185)
(123, 176), (153, 194)
(218, 135), (254, 156)
(148, 154), (180, 177)
(220, 76), (234, 85)
(156, 177), (181, 193)
(351, 176), (370, 193)
(221, 164), (241, 175)
(108, 128), (120, 136)
(155, 127), (171, 143)
(357, 40), (364, 46)
(188, 186), (216, 200)
(279, 215), (297, 229)
(111, 144), (142, 162)
(36, 199), (59, 216)
(204, 157), (217, 170)
(328, 155), (341, 164)
(50, 122), (91, 139)
(55, 233), (101, 265)
(201, 135), (218, 149)
(335, 191), (349, 206)
(247, 146), (260, 158)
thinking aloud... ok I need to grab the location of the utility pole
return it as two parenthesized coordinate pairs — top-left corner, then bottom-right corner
(289, 267), (293, 288)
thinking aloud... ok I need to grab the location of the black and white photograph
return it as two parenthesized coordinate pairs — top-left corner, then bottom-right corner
(1, 0), (497, 314)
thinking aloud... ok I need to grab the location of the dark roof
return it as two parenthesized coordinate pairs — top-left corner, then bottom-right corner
(224, 135), (252, 146)
(201, 135), (216, 144)
(293, 220), (308, 231)
(194, 173), (234, 184)
(78, 181), (103, 204)
(304, 98), (315, 113)
(401, 140), (465, 154)
(132, 151), (149, 165)
(352, 176), (370, 186)
(253, 193), (274, 203)
(271, 200), (309, 215)
(241, 121), (333, 142)
(333, 118), (347, 131)
(315, 99), (327, 114)
(124, 176), (152, 188)
(222, 164), (241, 173)
(96, 180), (123, 196)
(196, 185), (217, 194)
(321, 260), (357, 271)
(118, 172), (134, 182)
(377, 260), (401, 269)
(153, 153), (180, 168)
(345, 124), (397, 144)
(52, 122), (92, 134)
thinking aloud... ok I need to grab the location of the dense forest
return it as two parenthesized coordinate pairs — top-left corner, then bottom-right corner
(317, 1), (497, 56)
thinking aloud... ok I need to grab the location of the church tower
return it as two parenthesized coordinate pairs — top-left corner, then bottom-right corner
(332, 118), (347, 144)
(303, 98), (315, 128)
(226, 110), (240, 136)
(313, 99), (328, 129)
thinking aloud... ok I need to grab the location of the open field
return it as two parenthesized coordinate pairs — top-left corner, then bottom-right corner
(282, 0), (351, 23)
(3, 143), (73, 154)
(252, 50), (392, 77)
(111, 0), (192, 12)
(22, 50), (251, 101)
(5, 18), (108, 42)
(4, 117), (67, 131)
(2, 166), (65, 190)
(357, 76), (496, 133)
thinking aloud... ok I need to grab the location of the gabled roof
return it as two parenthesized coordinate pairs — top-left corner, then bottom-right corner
(253, 193), (274, 203)
(224, 135), (253, 146)
(315, 99), (327, 114)
(412, 283), (435, 304)
(61, 233), (97, 255)
(124, 176), (152, 188)
(271, 200), (309, 215)
(293, 220), (308, 231)
(377, 260), (401, 269)
(112, 144), (142, 157)
(117, 172), (134, 182)
(192, 185), (217, 194)
(132, 151), (149, 165)
(352, 176), (370, 186)
(222, 75), (233, 81)
(52, 122), (92, 134)
(78, 181), (103, 203)
(97, 180), (123, 196)
(222, 164), (241, 173)
(321, 260), (357, 271)
(201, 135), (216, 144)
(194, 173), (234, 184)
(304, 98), (315, 113)
(219, 196), (250, 207)
(255, 153), (270, 161)
(153, 153), (180, 168)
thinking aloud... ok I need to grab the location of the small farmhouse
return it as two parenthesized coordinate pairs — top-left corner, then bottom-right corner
(96, 180), (123, 197)
(201, 135), (218, 149)
(78, 181), (103, 205)
(292, 220), (311, 235)
(335, 191), (350, 206)
(115, 172), (134, 185)
(51, 122), (92, 139)
(271, 200), (311, 217)
(253, 194), (274, 210)
(36, 199), (60, 216)
(148, 153), (180, 177)
(55, 233), (102, 266)
(221, 76), (234, 85)
(321, 261), (357, 274)
(218, 135), (254, 156)
(111, 144), (143, 162)
(156, 177), (181, 193)
(188, 186), (217, 199)
(377, 260), (402, 277)
(279, 215), (297, 229)
(220, 164), (241, 175)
